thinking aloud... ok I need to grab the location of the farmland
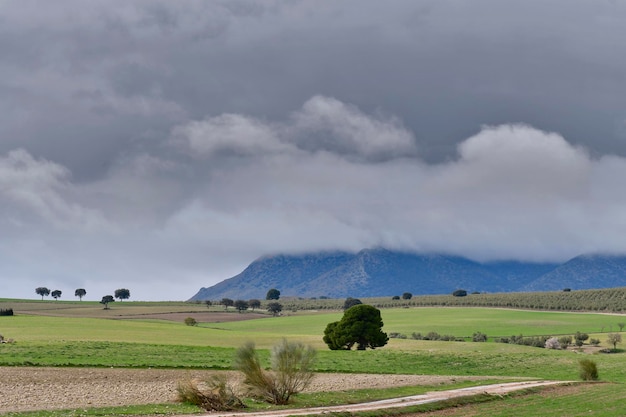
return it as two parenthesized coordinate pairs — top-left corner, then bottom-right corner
(1, 298), (626, 416)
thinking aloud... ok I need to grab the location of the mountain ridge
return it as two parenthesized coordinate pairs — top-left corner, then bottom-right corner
(188, 249), (626, 301)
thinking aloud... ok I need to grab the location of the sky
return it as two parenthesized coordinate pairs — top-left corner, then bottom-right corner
(2, 0), (626, 301)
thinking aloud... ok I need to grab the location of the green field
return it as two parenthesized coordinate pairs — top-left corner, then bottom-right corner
(1, 300), (626, 416)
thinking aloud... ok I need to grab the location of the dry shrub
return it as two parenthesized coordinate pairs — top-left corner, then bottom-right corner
(579, 359), (599, 381)
(235, 339), (316, 405)
(176, 374), (245, 411)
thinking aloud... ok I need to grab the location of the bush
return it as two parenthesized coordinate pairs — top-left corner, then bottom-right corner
(472, 332), (488, 342)
(579, 359), (599, 381)
(176, 375), (244, 411)
(184, 317), (198, 326)
(558, 335), (572, 348)
(0, 308), (14, 316)
(235, 340), (316, 405)
(388, 332), (407, 339)
(545, 337), (561, 350)
(590, 338), (601, 346)
(452, 289), (467, 297)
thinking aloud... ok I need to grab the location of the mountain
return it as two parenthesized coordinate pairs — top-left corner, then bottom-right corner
(189, 250), (626, 301)
(522, 254), (626, 291)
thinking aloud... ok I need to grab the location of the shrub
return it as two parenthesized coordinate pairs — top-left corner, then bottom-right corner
(411, 332), (423, 340)
(176, 375), (244, 411)
(607, 333), (622, 351)
(391, 295), (400, 300)
(579, 359), (599, 381)
(452, 289), (467, 297)
(472, 332), (488, 342)
(590, 338), (601, 346)
(235, 340), (316, 405)
(558, 335), (572, 348)
(0, 308), (14, 316)
(545, 337), (561, 350)
(575, 331), (589, 347)
(388, 332), (407, 339)
(184, 317), (198, 326)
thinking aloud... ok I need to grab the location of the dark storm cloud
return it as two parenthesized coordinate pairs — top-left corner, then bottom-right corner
(1, 1), (626, 300)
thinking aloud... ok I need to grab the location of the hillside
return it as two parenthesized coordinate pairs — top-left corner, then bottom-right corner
(190, 248), (626, 301)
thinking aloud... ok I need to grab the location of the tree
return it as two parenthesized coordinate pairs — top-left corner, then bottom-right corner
(618, 322), (625, 332)
(204, 300), (213, 308)
(607, 333), (622, 351)
(75, 288), (86, 301)
(100, 295), (115, 309)
(266, 288), (281, 300)
(234, 340), (316, 405)
(234, 299), (249, 313)
(267, 302), (283, 316)
(323, 304), (388, 350)
(402, 292), (413, 300)
(343, 297), (362, 310)
(221, 298), (234, 310)
(249, 299), (261, 311)
(452, 289), (467, 297)
(114, 288), (130, 302)
(51, 290), (62, 300)
(391, 295), (400, 300)
(35, 287), (50, 300)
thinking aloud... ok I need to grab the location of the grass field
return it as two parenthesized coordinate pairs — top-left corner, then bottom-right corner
(1, 299), (626, 416)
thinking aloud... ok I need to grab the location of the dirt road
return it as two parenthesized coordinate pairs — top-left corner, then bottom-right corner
(187, 380), (571, 417)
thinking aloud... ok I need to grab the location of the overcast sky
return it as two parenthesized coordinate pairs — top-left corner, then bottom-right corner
(2, 1), (626, 301)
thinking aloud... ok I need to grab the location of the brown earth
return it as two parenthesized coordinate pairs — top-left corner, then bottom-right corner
(0, 367), (499, 413)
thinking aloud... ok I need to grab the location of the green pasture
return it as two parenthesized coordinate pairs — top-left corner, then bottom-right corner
(3, 301), (626, 416)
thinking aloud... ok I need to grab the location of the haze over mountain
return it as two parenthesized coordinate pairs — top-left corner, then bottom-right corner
(188, 249), (626, 301)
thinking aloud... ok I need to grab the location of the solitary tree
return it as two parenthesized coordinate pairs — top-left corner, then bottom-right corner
(51, 290), (62, 300)
(607, 333), (622, 351)
(323, 304), (388, 350)
(75, 288), (87, 301)
(267, 302), (283, 316)
(204, 300), (213, 308)
(35, 287), (50, 300)
(452, 289), (468, 297)
(221, 298), (234, 310)
(266, 288), (281, 300)
(234, 299), (249, 313)
(114, 288), (130, 302)
(402, 292), (413, 300)
(618, 322), (625, 332)
(249, 299), (261, 311)
(100, 295), (115, 309)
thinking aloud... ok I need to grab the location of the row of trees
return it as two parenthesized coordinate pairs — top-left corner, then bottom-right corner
(215, 298), (283, 316)
(35, 287), (130, 305)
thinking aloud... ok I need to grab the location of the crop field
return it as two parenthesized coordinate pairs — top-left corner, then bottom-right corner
(1, 299), (626, 416)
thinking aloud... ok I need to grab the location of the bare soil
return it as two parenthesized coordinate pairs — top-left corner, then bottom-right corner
(0, 367), (495, 413)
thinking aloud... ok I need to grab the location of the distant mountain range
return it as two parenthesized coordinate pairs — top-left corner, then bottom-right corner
(188, 249), (626, 301)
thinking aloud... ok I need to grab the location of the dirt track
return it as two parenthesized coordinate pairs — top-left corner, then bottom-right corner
(189, 380), (572, 417)
(0, 367), (498, 413)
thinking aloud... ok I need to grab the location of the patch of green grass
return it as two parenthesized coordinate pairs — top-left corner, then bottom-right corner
(400, 383), (626, 417)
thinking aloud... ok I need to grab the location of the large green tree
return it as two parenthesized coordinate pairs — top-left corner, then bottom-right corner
(323, 304), (388, 350)
(51, 290), (62, 300)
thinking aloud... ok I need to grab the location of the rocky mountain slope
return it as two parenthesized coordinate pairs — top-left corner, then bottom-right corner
(191, 248), (626, 301)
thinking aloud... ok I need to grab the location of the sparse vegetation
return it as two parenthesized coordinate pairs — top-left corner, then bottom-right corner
(579, 359), (599, 381)
(607, 333), (622, 351)
(234, 339), (316, 405)
(176, 374), (245, 411)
